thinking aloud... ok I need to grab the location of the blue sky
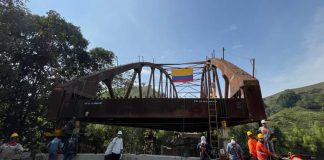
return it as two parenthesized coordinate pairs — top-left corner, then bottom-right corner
(27, 0), (324, 97)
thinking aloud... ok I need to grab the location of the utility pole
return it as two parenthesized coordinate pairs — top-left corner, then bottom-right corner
(222, 47), (225, 60)
(252, 58), (255, 77)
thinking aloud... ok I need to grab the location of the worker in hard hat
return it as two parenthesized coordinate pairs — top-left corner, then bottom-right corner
(0, 132), (24, 160)
(63, 117), (76, 136)
(197, 136), (211, 160)
(258, 120), (275, 154)
(105, 130), (124, 160)
(246, 131), (257, 160)
(256, 133), (277, 160)
(226, 137), (244, 160)
(47, 129), (63, 160)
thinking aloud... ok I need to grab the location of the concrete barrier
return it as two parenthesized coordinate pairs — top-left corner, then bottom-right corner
(30, 153), (200, 160)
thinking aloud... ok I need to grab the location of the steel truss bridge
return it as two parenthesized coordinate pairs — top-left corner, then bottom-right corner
(48, 58), (266, 132)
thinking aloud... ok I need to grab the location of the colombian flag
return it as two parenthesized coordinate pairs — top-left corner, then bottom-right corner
(172, 68), (193, 82)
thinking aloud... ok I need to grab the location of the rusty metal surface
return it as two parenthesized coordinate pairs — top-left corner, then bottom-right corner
(59, 62), (177, 98)
(207, 58), (266, 120)
(53, 98), (250, 131)
(48, 58), (267, 131)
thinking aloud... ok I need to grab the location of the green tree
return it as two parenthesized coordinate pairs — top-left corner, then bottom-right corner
(276, 90), (300, 108)
(0, 0), (115, 152)
(285, 121), (324, 156)
(296, 93), (324, 109)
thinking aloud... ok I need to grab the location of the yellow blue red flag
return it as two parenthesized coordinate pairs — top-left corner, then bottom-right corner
(171, 68), (193, 82)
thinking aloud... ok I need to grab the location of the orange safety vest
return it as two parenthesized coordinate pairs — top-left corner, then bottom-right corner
(248, 138), (257, 158)
(256, 141), (272, 160)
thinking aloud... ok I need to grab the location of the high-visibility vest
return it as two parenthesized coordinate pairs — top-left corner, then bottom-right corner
(256, 141), (272, 160)
(248, 138), (257, 157)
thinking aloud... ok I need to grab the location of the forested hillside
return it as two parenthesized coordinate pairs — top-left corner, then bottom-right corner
(230, 82), (324, 158)
(264, 82), (324, 116)
(238, 82), (324, 157)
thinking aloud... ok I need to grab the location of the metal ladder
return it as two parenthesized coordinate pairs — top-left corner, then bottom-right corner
(208, 98), (220, 159)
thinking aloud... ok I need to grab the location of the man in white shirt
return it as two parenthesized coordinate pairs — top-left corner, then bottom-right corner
(258, 120), (275, 154)
(0, 133), (24, 160)
(109, 131), (123, 160)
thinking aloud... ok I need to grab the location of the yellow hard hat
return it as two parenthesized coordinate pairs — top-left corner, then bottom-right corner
(257, 133), (263, 139)
(247, 131), (253, 136)
(54, 128), (62, 136)
(10, 132), (19, 138)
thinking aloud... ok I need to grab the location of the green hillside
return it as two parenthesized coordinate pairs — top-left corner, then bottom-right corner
(262, 82), (324, 157)
(269, 107), (324, 133)
(129, 86), (157, 97)
(264, 81), (324, 116)
(230, 82), (324, 158)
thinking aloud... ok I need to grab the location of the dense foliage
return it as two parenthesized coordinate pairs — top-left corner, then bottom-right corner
(258, 83), (324, 157)
(276, 90), (300, 108)
(1, 0), (324, 158)
(0, 1), (181, 156)
(0, 0), (114, 152)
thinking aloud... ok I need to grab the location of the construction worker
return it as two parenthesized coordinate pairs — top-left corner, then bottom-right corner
(256, 133), (277, 160)
(63, 117), (76, 136)
(226, 138), (244, 160)
(0, 132), (24, 160)
(247, 131), (257, 160)
(197, 136), (211, 160)
(47, 129), (63, 160)
(62, 137), (77, 160)
(105, 131), (124, 160)
(258, 120), (275, 154)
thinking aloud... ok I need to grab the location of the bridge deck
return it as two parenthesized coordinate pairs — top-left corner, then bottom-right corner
(49, 96), (265, 131)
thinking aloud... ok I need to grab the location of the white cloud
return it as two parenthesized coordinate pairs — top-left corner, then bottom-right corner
(265, 7), (324, 96)
(141, 68), (152, 75)
(292, 7), (324, 84)
(229, 24), (238, 31)
(220, 24), (239, 34)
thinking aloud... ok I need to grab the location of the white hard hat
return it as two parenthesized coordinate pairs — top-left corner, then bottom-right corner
(201, 136), (206, 144)
(117, 131), (123, 135)
(261, 120), (267, 124)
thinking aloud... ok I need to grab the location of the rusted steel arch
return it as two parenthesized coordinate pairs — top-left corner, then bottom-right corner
(57, 62), (178, 99)
(201, 58), (260, 98)
(48, 58), (266, 129)
(200, 58), (265, 120)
